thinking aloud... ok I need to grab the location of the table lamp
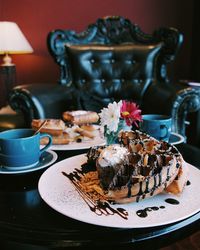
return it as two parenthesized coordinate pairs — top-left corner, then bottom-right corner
(0, 21), (33, 107)
(0, 21), (33, 66)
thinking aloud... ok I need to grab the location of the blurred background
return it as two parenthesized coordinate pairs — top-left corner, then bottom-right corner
(0, 0), (200, 145)
(0, 0), (198, 86)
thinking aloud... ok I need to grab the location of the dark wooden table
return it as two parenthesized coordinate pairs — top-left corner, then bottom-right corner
(0, 143), (199, 250)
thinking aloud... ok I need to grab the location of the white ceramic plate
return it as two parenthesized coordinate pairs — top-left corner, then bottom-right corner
(49, 126), (105, 151)
(169, 132), (185, 145)
(0, 150), (57, 174)
(38, 154), (200, 228)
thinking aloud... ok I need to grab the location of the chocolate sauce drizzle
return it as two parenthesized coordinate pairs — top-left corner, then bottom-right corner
(136, 206), (165, 218)
(133, 164), (172, 203)
(62, 171), (128, 220)
(165, 198), (180, 205)
(186, 180), (191, 186)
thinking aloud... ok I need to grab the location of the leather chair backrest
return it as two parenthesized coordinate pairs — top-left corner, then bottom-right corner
(47, 16), (183, 111)
(66, 43), (162, 109)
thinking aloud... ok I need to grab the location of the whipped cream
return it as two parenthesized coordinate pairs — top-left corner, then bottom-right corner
(98, 144), (128, 167)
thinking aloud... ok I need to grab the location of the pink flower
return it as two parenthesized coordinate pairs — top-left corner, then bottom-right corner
(120, 100), (142, 127)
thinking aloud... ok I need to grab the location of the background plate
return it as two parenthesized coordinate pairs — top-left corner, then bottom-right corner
(49, 126), (105, 151)
(38, 154), (200, 228)
(47, 130), (184, 151)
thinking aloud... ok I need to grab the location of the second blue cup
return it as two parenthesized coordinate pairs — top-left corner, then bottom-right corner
(140, 114), (172, 142)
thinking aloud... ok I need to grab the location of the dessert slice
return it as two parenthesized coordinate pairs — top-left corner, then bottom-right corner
(96, 144), (182, 204)
(87, 130), (183, 203)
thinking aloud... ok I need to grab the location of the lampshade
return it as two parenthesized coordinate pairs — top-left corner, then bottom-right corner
(0, 21), (33, 65)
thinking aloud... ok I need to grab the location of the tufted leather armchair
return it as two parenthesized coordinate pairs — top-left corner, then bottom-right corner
(8, 16), (200, 140)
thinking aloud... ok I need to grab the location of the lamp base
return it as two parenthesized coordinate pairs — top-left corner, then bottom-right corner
(0, 65), (16, 108)
(1, 54), (15, 66)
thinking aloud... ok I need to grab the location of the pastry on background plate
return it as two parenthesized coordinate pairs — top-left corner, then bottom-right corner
(31, 119), (71, 145)
(31, 119), (65, 136)
(62, 110), (99, 125)
(31, 118), (99, 145)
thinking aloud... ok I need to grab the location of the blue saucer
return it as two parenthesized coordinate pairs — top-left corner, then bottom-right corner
(0, 150), (57, 174)
(169, 132), (185, 145)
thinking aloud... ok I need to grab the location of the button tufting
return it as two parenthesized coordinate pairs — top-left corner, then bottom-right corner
(90, 59), (95, 64)
(134, 79), (139, 84)
(111, 59), (115, 63)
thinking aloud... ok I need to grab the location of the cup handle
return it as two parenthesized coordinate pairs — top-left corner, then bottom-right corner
(159, 125), (169, 140)
(39, 133), (52, 155)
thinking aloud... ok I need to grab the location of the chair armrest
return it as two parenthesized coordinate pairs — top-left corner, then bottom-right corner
(143, 81), (200, 140)
(8, 83), (77, 127)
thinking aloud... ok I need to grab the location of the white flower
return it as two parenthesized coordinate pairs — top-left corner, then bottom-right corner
(99, 101), (122, 133)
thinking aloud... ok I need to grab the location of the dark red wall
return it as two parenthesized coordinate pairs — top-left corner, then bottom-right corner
(0, 0), (194, 86)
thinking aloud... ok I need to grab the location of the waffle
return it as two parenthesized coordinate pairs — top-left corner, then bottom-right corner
(83, 130), (185, 204)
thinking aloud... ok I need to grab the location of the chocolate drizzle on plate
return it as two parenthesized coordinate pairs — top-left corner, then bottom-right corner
(186, 180), (191, 186)
(62, 170), (128, 220)
(165, 198), (180, 205)
(136, 206), (165, 218)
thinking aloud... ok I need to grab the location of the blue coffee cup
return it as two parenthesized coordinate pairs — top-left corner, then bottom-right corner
(140, 114), (172, 142)
(0, 128), (52, 170)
